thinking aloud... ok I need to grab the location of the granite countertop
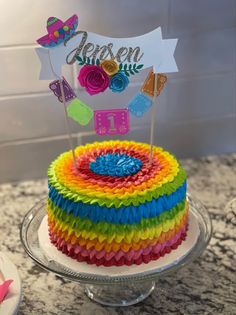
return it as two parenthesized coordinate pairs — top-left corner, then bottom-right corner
(0, 154), (236, 315)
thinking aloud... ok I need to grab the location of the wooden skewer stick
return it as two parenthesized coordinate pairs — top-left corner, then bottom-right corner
(149, 72), (158, 165)
(59, 79), (77, 169)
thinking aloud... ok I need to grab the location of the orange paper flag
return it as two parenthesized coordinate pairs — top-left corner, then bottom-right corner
(141, 70), (167, 97)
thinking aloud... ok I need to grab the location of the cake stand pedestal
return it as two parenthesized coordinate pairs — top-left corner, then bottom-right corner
(20, 194), (212, 307)
(84, 281), (155, 306)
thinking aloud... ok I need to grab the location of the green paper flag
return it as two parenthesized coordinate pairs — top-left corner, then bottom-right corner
(67, 98), (93, 126)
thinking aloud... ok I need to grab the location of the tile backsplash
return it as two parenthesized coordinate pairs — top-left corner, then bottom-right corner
(0, 0), (235, 183)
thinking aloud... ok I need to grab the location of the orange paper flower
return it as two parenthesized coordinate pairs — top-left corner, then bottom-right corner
(100, 59), (119, 76)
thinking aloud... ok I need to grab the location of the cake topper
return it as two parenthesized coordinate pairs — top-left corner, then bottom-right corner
(36, 24), (177, 79)
(36, 14), (178, 166)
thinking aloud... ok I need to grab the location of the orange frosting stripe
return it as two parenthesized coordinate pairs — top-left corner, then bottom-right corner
(48, 209), (188, 253)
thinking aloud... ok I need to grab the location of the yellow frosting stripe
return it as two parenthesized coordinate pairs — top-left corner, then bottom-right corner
(49, 213), (188, 252)
(48, 203), (188, 244)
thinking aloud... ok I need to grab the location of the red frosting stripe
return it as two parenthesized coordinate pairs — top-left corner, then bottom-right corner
(50, 228), (187, 266)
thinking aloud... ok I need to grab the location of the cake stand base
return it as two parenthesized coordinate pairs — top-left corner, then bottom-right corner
(84, 281), (155, 306)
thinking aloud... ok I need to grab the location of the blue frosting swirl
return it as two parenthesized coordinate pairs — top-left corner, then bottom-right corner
(48, 181), (187, 225)
(89, 153), (142, 177)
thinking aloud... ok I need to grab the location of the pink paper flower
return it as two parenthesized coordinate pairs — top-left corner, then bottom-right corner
(78, 65), (109, 95)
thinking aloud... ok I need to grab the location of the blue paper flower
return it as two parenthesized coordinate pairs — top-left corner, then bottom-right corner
(109, 72), (129, 93)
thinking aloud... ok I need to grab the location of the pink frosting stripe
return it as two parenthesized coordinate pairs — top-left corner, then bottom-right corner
(50, 224), (187, 262)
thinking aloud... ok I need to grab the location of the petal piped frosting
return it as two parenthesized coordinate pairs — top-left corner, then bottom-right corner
(47, 140), (188, 266)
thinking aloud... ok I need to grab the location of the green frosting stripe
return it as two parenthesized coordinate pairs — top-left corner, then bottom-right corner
(48, 165), (186, 208)
(48, 198), (187, 236)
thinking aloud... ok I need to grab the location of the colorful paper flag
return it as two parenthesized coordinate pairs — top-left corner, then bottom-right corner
(94, 109), (129, 135)
(49, 77), (76, 103)
(67, 98), (93, 126)
(128, 92), (153, 117)
(141, 70), (167, 97)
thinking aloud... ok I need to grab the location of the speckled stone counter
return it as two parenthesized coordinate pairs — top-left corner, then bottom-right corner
(0, 154), (236, 315)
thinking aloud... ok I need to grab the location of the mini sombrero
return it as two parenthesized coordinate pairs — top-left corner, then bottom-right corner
(37, 14), (78, 48)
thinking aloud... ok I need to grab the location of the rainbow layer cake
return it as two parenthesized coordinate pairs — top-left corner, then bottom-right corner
(47, 140), (188, 266)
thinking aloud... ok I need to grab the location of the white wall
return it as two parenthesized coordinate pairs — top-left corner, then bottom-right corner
(0, 0), (235, 182)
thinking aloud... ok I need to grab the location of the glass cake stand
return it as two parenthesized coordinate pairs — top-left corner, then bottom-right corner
(20, 194), (212, 307)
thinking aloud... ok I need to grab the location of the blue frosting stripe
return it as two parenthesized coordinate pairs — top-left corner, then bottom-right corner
(48, 181), (187, 224)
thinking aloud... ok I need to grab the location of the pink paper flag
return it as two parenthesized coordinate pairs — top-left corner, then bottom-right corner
(0, 279), (13, 303)
(94, 109), (129, 136)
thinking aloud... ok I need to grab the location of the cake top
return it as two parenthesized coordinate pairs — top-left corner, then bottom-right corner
(48, 140), (186, 208)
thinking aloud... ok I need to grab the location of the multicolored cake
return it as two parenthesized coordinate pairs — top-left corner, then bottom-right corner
(47, 140), (188, 266)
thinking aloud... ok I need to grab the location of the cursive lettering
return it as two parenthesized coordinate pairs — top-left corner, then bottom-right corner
(65, 31), (144, 65)
(65, 31), (88, 64)
(82, 43), (95, 57)
(126, 47), (144, 62)
(116, 47), (129, 63)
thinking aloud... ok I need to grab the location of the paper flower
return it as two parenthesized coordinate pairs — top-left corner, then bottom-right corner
(109, 72), (129, 93)
(100, 60), (119, 76)
(78, 65), (109, 95)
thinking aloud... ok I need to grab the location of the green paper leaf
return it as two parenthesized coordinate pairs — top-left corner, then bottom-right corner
(76, 56), (85, 65)
(67, 99), (93, 126)
(128, 64), (135, 75)
(136, 64), (144, 69)
(86, 57), (90, 64)
(119, 63), (143, 75)
(91, 58), (95, 65)
(96, 59), (100, 66)
(76, 56), (82, 62)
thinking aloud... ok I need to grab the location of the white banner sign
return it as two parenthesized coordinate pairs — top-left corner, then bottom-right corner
(36, 27), (178, 80)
